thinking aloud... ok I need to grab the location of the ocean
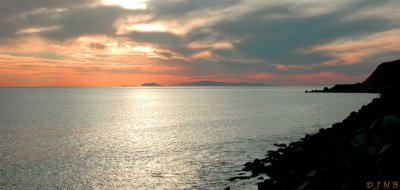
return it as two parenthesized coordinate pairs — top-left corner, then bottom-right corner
(0, 87), (377, 189)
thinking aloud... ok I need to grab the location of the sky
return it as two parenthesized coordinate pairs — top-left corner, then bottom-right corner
(1, 0), (399, 87)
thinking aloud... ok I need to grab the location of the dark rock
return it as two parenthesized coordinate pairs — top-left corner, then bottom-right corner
(295, 182), (309, 190)
(250, 159), (266, 175)
(242, 159), (267, 175)
(382, 115), (400, 126)
(258, 179), (277, 189)
(378, 143), (393, 155)
(306, 170), (317, 177)
(228, 176), (252, 181)
(274, 143), (287, 148)
(242, 162), (253, 171)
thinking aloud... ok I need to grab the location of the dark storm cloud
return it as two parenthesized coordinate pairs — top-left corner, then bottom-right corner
(0, 0), (77, 19)
(121, 0), (400, 79)
(0, 0), (96, 12)
(0, 0), (96, 40)
(127, 0), (399, 77)
(212, 1), (395, 64)
(0, 20), (17, 40)
(148, 0), (241, 18)
(44, 6), (131, 40)
(128, 31), (194, 55)
(0, 0), (147, 41)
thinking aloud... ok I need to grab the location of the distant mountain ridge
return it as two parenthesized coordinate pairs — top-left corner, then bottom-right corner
(141, 83), (162, 86)
(174, 81), (269, 86)
(308, 59), (400, 93)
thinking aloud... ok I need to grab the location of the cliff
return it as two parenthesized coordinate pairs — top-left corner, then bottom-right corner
(364, 59), (400, 87)
(307, 59), (400, 93)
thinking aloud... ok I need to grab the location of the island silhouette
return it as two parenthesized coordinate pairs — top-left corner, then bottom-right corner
(141, 82), (162, 86)
(175, 81), (269, 86)
(136, 81), (270, 87)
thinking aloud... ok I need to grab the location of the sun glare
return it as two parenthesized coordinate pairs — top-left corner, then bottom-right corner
(102, 0), (147, 10)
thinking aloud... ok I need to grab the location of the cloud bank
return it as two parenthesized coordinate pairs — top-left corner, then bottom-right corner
(1, 0), (399, 86)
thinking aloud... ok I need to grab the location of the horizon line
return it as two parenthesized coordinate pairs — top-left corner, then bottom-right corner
(0, 84), (334, 88)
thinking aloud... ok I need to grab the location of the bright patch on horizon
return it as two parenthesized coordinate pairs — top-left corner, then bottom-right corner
(102, 0), (147, 10)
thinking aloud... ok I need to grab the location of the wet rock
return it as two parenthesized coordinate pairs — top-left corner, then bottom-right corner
(382, 115), (400, 126)
(295, 182), (309, 190)
(258, 179), (276, 189)
(242, 159), (267, 175)
(378, 143), (393, 154)
(350, 133), (366, 147)
(242, 162), (252, 171)
(306, 170), (317, 177)
(273, 143), (287, 148)
(228, 176), (251, 181)
(250, 159), (266, 175)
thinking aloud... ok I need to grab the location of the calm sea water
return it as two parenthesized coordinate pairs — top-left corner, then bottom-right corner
(0, 87), (377, 189)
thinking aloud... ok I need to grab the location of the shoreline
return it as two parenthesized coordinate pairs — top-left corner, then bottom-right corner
(227, 59), (400, 189)
(229, 91), (400, 189)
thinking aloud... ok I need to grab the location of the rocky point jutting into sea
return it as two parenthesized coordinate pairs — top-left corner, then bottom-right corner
(306, 59), (400, 93)
(229, 59), (400, 190)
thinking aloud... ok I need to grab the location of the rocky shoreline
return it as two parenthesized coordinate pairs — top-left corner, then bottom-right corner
(228, 91), (400, 190)
(228, 60), (400, 190)
(255, 91), (400, 190)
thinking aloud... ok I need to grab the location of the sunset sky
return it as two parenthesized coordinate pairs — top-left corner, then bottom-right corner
(1, 0), (399, 87)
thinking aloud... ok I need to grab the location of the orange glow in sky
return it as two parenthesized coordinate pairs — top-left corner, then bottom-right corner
(1, 0), (399, 87)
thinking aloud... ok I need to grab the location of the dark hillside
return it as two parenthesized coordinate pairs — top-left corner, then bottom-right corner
(307, 59), (400, 93)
